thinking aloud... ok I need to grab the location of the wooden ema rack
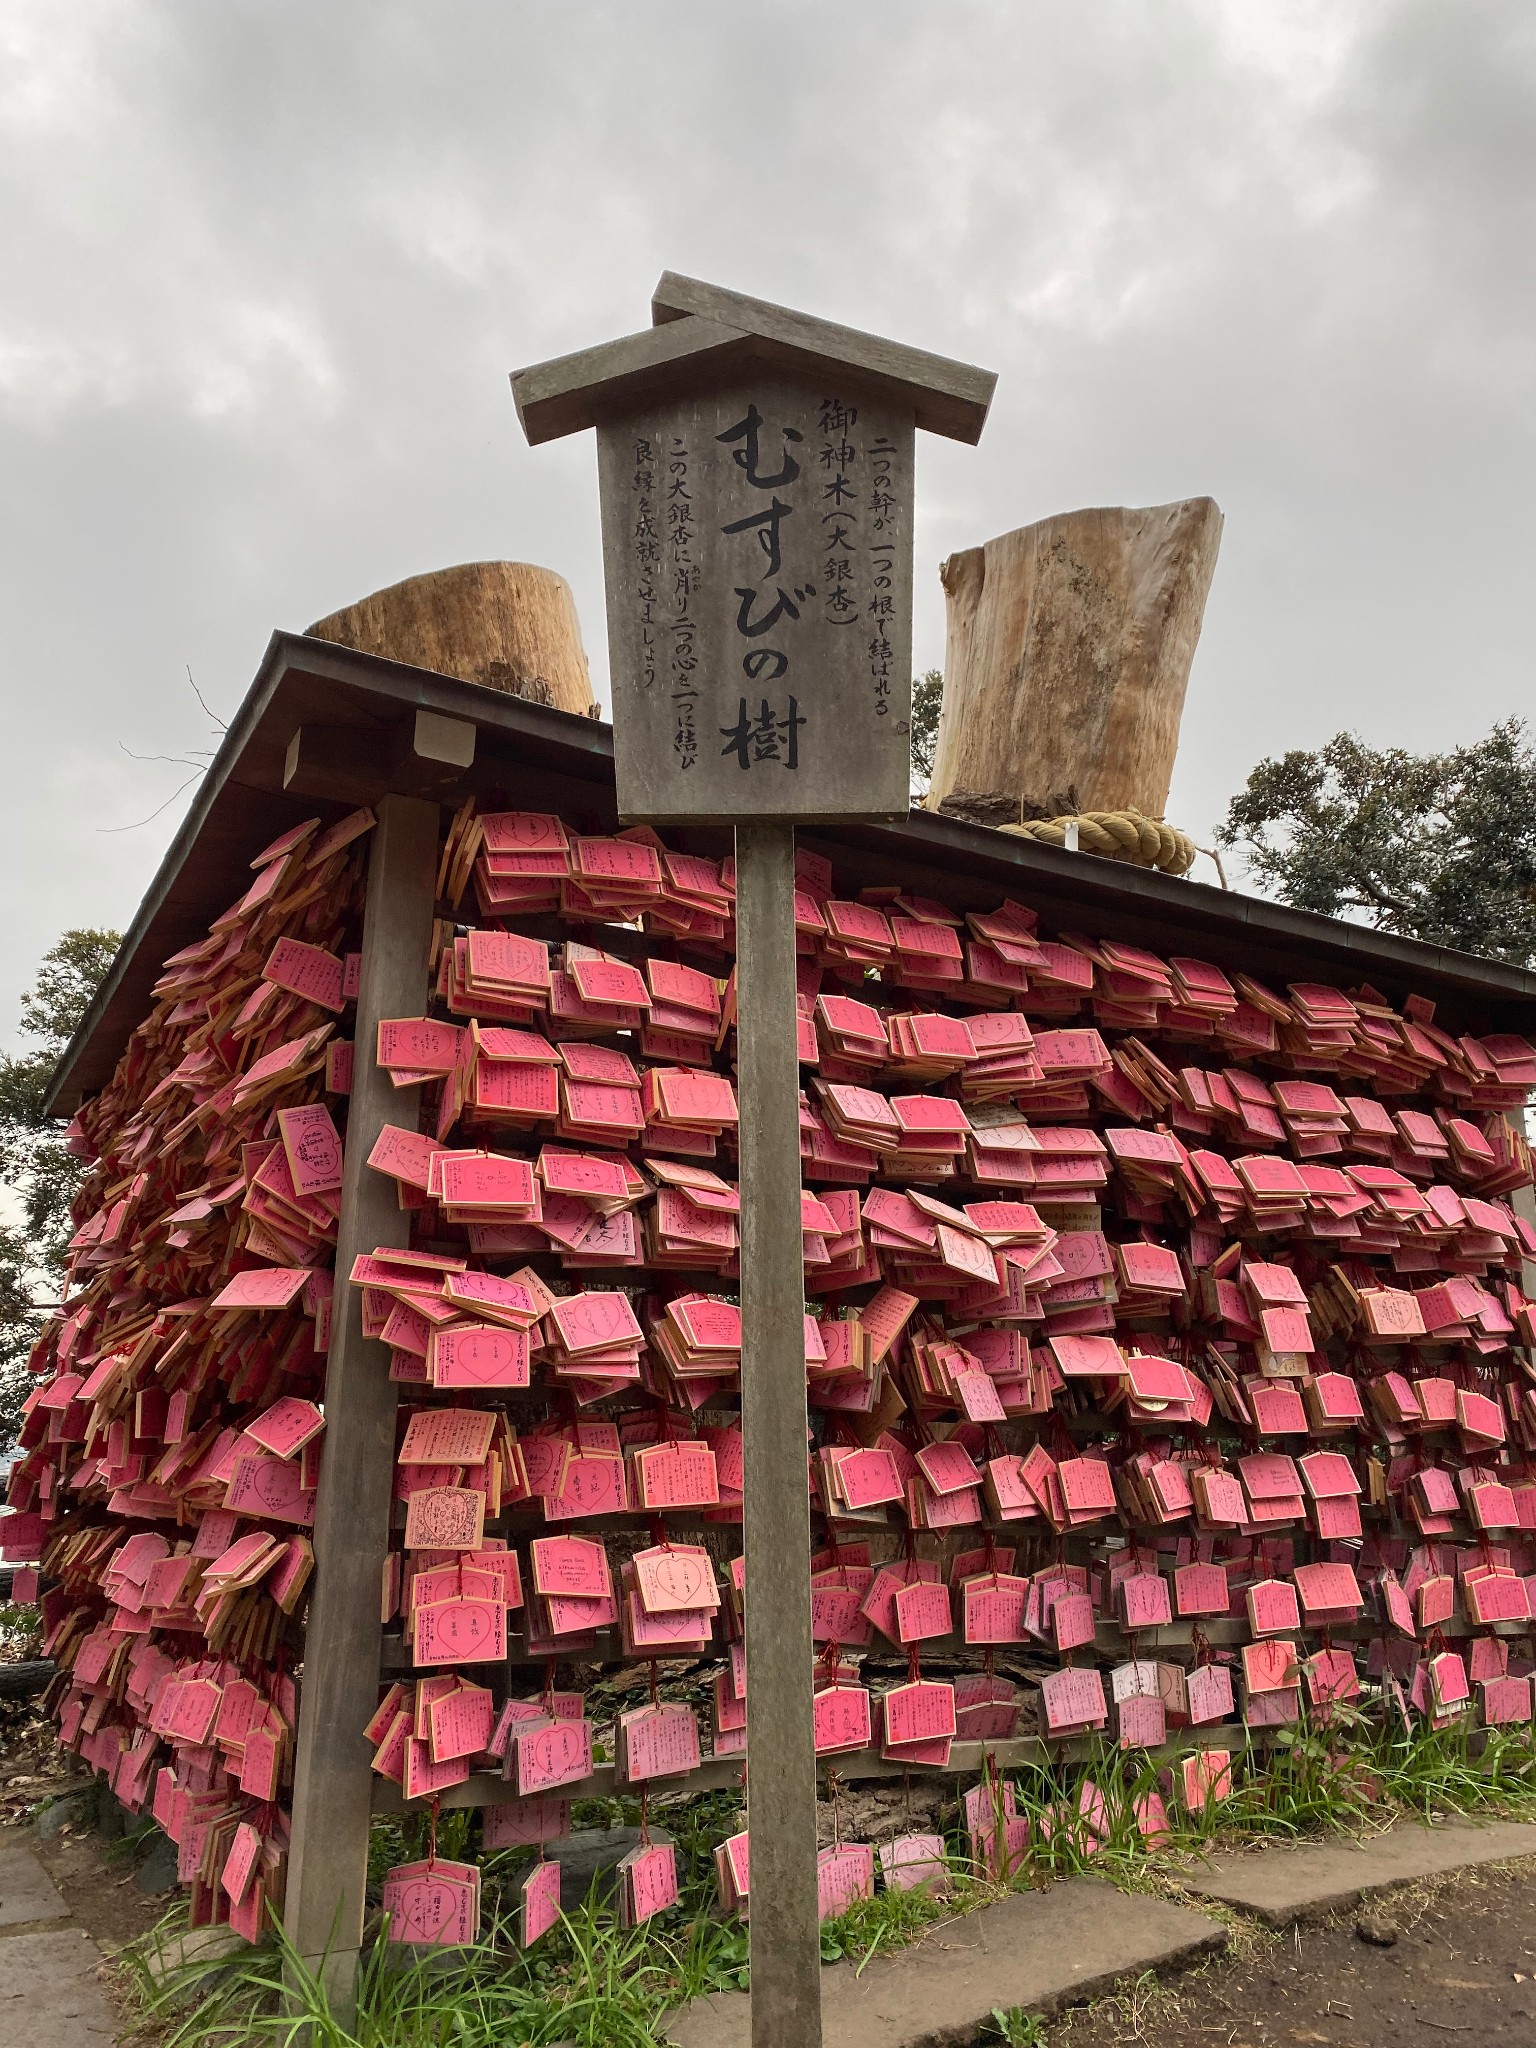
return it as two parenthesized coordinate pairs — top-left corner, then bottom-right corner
(11, 629), (1536, 2006)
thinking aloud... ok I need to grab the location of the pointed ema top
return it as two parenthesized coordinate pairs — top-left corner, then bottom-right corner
(510, 271), (996, 449)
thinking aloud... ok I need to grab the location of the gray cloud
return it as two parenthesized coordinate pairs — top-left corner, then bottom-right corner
(2, 0), (1534, 1029)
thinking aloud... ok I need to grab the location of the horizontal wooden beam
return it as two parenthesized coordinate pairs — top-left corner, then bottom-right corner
(377, 1605), (1495, 1677)
(282, 709), (478, 803)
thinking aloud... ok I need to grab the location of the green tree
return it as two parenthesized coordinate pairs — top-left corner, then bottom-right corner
(0, 929), (120, 1448)
(1217, 721), (1536, 964)
(909, 668), (944, 788)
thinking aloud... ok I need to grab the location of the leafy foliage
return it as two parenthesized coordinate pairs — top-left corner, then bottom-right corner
(0, 928), (119, 1447)
(1217, 720), (1536, 962)
(909, 668), (944, 787)
(982, 2010), (1049, 2048)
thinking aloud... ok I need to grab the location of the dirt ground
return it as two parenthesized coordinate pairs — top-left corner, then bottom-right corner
(0, 1691), (77, 1824)
(1, 1694), (171, 1952)
(26, 1815), (173, 1952)
(1050, 1857), (1536, 2048)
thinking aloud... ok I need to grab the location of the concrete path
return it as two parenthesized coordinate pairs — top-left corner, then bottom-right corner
(1179, 1816), (1536, 1926)
(664, 1815), (1536, 2047)
(0, 1840), (70, 1930)
(664, 1880), (1226, 2048)
(0, 1839), (117, 2047)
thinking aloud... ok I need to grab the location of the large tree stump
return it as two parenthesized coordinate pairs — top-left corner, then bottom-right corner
(925, 499), (1222, 823)
(306, 561), (598, 716)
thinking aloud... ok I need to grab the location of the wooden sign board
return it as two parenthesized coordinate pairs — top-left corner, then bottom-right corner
(512, 272), (995, 824)
(596, 373), (913, 820)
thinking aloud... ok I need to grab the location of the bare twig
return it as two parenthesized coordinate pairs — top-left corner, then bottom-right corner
(186, 664), (229, 733)
(117, 742), (215, 770)
(98, 665), (228, 833)
(98, 771), (205, 833)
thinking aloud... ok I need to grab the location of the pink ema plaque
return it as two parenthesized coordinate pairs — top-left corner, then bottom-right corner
(520, 1858), (562, 1947)
(382, 1859), (480, 1946)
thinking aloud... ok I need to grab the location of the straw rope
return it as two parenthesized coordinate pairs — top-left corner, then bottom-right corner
(998, 808), (1197, 876)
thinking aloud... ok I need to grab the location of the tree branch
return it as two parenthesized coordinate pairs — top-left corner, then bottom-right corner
(1342, 873), (1418, 920)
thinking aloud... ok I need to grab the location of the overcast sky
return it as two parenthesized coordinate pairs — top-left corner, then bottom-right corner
(2, 0), (1534, 1038)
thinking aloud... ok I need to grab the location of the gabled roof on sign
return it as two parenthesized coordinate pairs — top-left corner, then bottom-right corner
(511, 271), (997, 448)
(45, 630), (1536, 1117)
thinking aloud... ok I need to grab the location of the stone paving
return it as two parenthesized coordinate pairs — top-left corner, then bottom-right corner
(663, 1816), (1536, 2048)
(0, 1838), (118, 2048)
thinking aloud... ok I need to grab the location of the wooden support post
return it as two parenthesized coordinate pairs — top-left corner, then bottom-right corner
(734, 821), (823, 2048)
(285, 793), (439, 2018)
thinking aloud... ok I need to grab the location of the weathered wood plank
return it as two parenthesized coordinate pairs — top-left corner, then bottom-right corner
(512, 315), (753, 445)
(595, 375), (914, 823)
(651, 272), (996, 443)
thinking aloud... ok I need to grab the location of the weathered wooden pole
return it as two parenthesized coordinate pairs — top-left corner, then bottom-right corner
(734, 818), (821, 2043)
(285, 791), (439, 2019)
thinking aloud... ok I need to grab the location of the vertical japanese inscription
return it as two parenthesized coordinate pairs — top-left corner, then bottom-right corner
(630, 438), (660, 699)
(817, 397), (859, 638)
(867, 432), (899, 724)
(717, 401), (810, 776)
(666, 434), (699, 771)
(598, 372), (914, 819)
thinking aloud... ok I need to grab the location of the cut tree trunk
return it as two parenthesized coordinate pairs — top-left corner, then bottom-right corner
(926, 499), (1222, 823)
(0, 1660), (53, 1701)
(306, 562), (597, 716)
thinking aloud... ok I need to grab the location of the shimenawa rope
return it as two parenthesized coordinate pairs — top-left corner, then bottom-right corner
(997, 807), (1197, 876)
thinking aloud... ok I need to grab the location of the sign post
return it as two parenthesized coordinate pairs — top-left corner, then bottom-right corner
(731, 813), (820, 2041)
(512, 274), (993, 2047)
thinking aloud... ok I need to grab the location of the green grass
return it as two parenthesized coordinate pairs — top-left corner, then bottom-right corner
(818, 1872), (970, 1970)
(980, 2009), (1050, 2047)
(122, 1887), (765, 2048)
(0, 1600), (40, 1658)
(118, 1718), (1536, 2048)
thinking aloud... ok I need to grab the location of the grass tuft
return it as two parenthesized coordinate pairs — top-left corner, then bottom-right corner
(980, 2006), (1050, 2046)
